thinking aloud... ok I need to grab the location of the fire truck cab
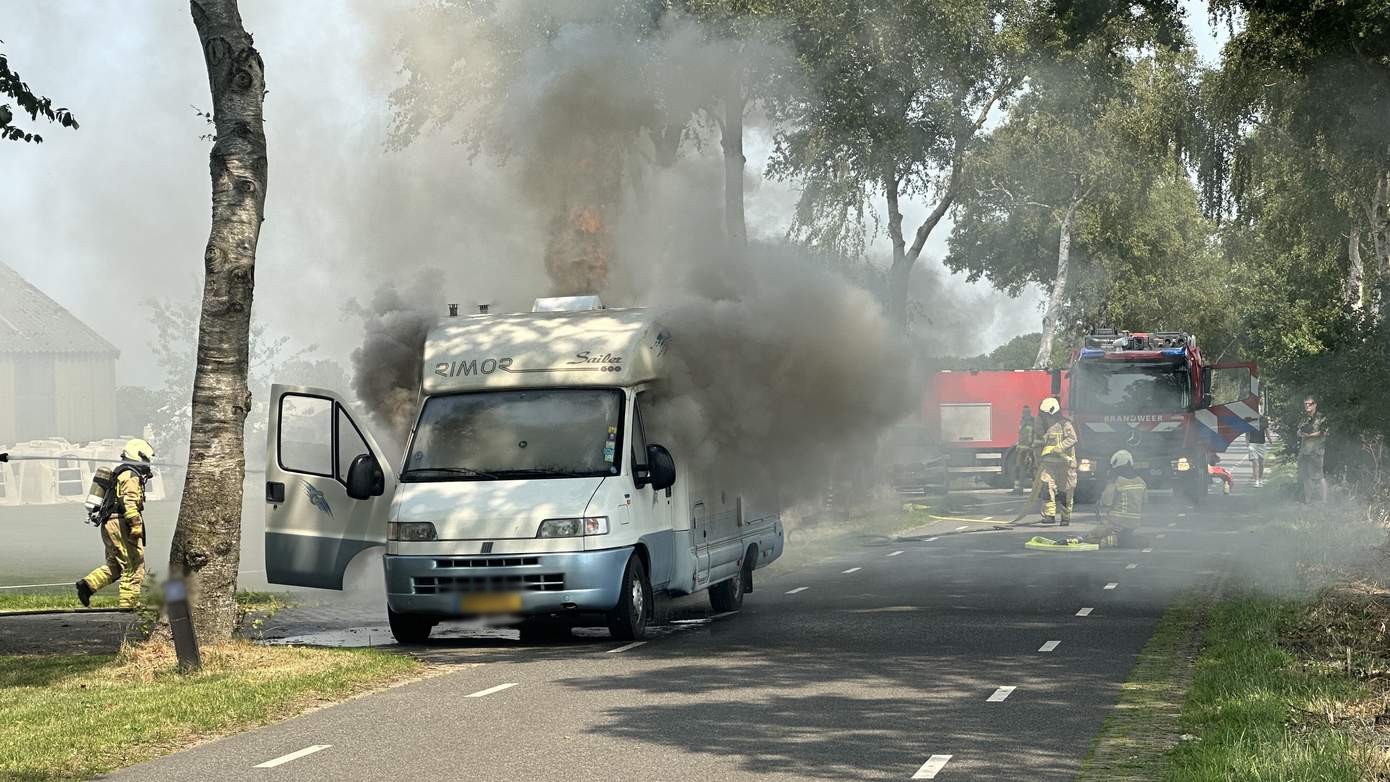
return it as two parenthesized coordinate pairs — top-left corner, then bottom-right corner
(1066, 328), (1260, 503)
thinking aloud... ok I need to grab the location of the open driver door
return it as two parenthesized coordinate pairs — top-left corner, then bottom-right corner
(1195, 363), (1262, 453)
(264, 384), (397, 589)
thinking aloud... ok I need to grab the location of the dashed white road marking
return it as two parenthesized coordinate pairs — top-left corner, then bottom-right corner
(955, 526), (970, 532)
(888, 550), (904, 557)
(254, 745), (331, 768)
(1142, 548), (1154, 553)
(1125, 563), (1138, 570)
(1155, 533), (1167, 539)
(1104, 582), (1119, 590)
(986, 686), (1016, 702)
(982, 516), (995, 521)
(466, 683), (518, 698)
(1168, 522), (1177, 527)
(925, 537), (940, 542)
(607, 641), (646, 654)
(711, 610), (741, 620)
(786, 587), (809, 594)
(1038, 640), (1060, 652)
(842, 567), (862, 574)
(912, 755), (953, 779)
(1076, 607), (1093, 616)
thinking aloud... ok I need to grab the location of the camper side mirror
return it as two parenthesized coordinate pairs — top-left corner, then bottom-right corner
(644, 444), (676, 492)
(345, 453), (385, 500)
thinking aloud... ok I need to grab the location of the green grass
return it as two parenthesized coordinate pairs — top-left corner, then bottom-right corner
(1165, 597), (1369, 781)
(0, 589), (291, 615)
(0, 642), (421, 781)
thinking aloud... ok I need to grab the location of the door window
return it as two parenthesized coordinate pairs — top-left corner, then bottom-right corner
(1207, 367), (1252, 407)
(279, 394), (333, 477)
(336, 407), (371, 482)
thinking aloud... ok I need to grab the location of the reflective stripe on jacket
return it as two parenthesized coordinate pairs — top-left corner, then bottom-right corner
(1101, 475), (1147, 526)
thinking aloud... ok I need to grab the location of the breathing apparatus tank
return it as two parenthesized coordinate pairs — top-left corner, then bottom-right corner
(84, 466), (115, 525)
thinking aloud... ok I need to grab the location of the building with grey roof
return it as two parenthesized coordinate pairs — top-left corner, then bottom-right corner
(0, 262), (118, 444)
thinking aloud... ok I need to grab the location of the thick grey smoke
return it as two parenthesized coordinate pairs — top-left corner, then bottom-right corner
(346, 269), (445, 446)
(650, 243), (914, 504)
(342, 2), (916, 508)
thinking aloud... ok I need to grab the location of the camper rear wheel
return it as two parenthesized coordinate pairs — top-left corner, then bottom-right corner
(607, 555), (651, 641)
(388, 608), (434, 645)
(710, 554), (751, 613)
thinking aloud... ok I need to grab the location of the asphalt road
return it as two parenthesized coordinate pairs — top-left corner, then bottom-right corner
(98, 482), (1272, 782)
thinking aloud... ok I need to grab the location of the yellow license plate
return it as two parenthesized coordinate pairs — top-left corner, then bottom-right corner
(460, 593), (523, 615)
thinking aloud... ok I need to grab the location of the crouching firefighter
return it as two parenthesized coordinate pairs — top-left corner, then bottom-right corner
(1036, 397), (1078, 526)
(1081, 450), (1146, 547)
(76, 439), (156, 609)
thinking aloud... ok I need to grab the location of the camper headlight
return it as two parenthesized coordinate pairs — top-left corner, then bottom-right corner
(388, 522), (438, 542)
(536, 516), (609, 538)
(1078, 458), (1093, 472)
(1175, 457), (1191, 472)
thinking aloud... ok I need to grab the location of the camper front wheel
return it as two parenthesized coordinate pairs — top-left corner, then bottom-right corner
(388, 608), (434, 645)
(607, 555), (651, 641)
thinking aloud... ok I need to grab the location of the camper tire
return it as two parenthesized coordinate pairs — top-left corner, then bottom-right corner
(388, 608), (434, 645)
(710, 556), (750, 613)
(608, 555), (651, 641)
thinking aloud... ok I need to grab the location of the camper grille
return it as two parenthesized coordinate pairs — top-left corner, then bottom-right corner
(433, 557), (540, 569)
(412, 573), (565, 594)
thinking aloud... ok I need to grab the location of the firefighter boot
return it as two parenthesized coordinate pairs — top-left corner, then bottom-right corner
(75, 579), (93, 608)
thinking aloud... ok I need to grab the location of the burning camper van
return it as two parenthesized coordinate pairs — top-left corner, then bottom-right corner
(264, 297), (785, 644)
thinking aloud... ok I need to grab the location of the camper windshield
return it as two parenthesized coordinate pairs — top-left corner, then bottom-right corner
(402, 388), (624, 481)
(1072, 361), (1191, 414)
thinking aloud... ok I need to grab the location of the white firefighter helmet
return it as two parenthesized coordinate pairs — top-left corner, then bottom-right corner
(1039, 397), (1061, 415)
(1110, 449), (1135, 468)
(121, 438), (156, 463)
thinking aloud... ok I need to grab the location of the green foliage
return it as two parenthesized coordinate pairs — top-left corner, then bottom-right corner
(936, 332), (1043, 369)
(0, 39), (79, 144)
(765, 0), (1032, 259)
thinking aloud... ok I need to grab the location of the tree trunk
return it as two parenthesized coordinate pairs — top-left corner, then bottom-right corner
(1371, 170), (1390, 316)
(169, 0), (268, 643)
(1346, 226), (1364, 311)
(720, 68), (746, 244)
(1034, 201), (1078, 369)
(883, 171), (911, 328)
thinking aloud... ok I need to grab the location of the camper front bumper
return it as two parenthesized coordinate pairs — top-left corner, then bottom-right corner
(384, 546), (633, 617)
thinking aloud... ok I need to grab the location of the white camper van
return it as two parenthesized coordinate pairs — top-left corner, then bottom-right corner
(264, 300), (784, 644)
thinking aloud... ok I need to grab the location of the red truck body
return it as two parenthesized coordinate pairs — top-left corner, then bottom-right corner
(924, 369), (1063, 480)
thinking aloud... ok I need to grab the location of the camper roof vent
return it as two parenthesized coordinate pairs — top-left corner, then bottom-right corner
(532, 295), (606, 313)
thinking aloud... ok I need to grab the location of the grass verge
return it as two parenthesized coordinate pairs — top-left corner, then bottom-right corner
(0, 589), (290, 615)
(1084, 590), (1383, 781)
(1164, 596), (1370, 780)
(0, 641), (421, 781)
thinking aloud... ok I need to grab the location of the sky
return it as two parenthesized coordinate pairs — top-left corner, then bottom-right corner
(1, 1), (1228, 387)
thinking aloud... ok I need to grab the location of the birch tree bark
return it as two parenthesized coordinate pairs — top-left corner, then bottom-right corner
(1034, 198), (1079, 369)
(1346, 226), (1364, 311)
(168, 0), (268, 643)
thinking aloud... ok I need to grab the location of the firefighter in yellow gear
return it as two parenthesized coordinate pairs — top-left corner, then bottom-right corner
(1082, 450), (1147, 547)
(76, 439), (155, 609)
(1036, 397), (1078, 526)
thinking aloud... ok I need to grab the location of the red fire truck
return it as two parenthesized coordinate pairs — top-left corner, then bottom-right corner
(924, 368), (1061, 487)
(924, 328), (1261, 502)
